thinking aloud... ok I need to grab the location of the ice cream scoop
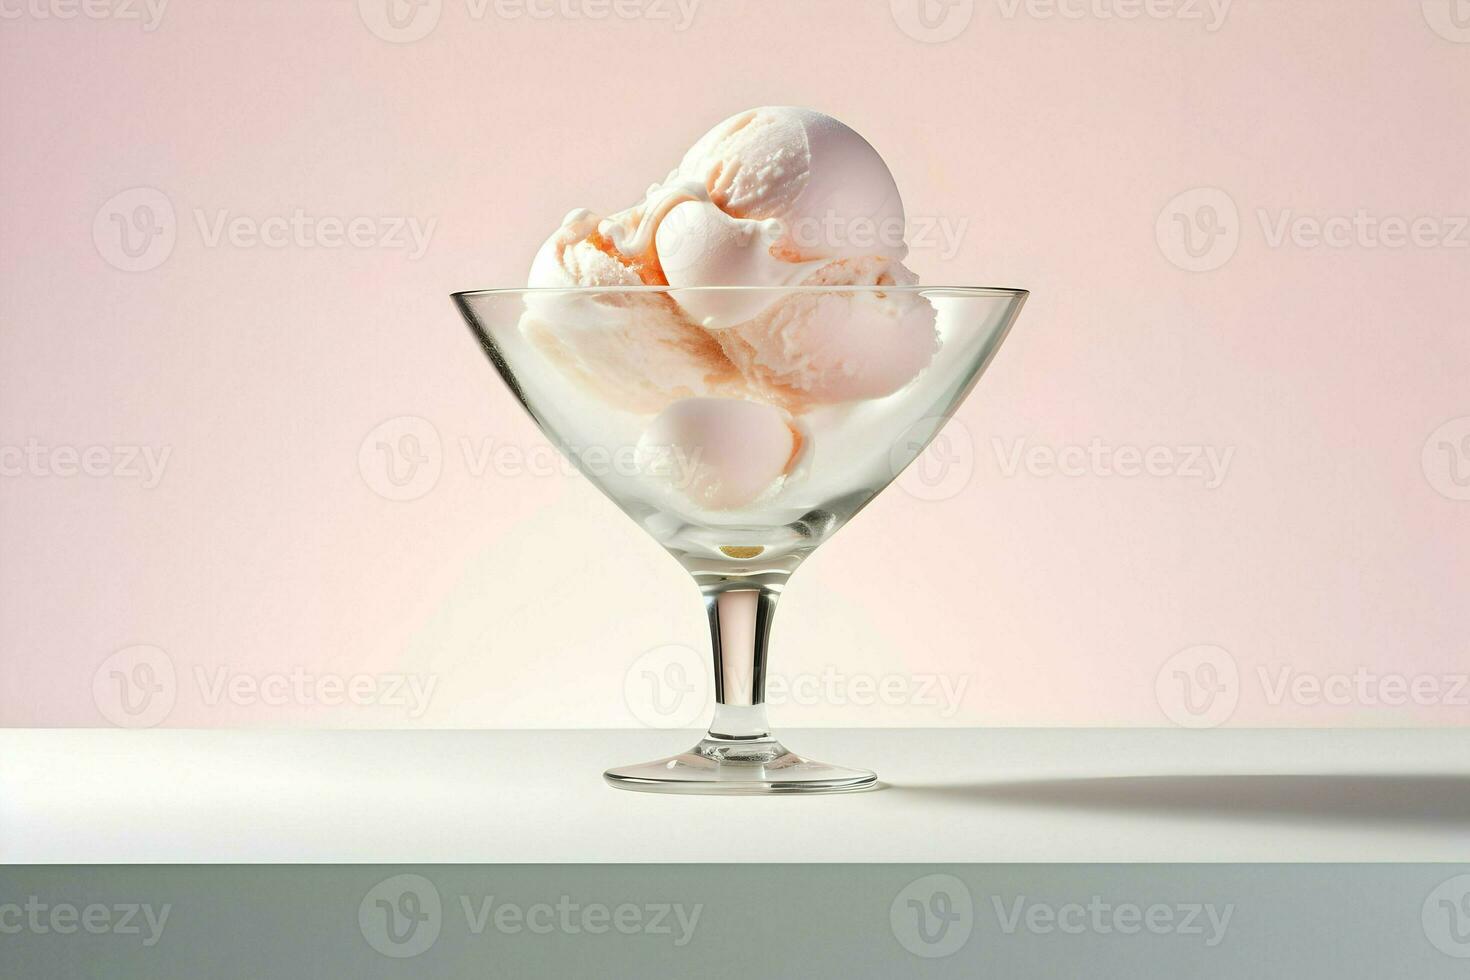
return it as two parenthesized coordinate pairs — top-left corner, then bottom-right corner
(528, 209), (644, 289)
(519, 297), (742, 414)
(636, 397), (801, 510)
(520, 107), (939, 504)
(523, 209), (742, 412)
(713, 259), (939, 410)
(678, 107), (907, 250)
(655, 106), (911, 325)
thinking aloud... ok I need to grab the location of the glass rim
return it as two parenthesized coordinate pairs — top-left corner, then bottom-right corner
(451, 284), (1029, 301)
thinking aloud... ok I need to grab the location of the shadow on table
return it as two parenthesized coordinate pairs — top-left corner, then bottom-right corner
(893, 774), (1470, 827)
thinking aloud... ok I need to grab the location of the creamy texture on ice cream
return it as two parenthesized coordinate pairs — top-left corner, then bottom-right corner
(521, 106), (937, 509)
(714, 259), (938, 408)
(636, 398), (803, 511)
(522, 208), (742, 412)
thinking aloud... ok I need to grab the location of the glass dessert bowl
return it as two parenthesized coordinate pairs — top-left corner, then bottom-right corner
(452, 285), (1027, 794)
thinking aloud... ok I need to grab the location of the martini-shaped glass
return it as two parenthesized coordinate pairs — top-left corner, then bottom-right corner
(452, 285), (1027, 794)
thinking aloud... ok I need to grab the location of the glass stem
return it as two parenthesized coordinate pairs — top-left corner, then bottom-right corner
(703, 585), (780, 740)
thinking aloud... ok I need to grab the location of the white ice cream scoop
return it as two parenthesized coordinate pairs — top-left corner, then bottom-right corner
(712, 256), (938, 409)
(673, 106), (908, 265)
(636, 397), (801, 510)
(655, 106), (913, 328)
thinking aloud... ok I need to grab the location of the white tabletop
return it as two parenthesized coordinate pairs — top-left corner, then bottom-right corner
(3, 728), (1466, 864)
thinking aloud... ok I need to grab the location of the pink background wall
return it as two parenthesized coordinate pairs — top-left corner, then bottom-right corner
(2, 0), (1467, 729)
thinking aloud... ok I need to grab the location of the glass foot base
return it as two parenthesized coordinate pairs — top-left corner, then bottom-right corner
(603, 735), (877, 795)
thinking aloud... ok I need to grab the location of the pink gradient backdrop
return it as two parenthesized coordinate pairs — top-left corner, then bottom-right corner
(1, 1), (1467, 728)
